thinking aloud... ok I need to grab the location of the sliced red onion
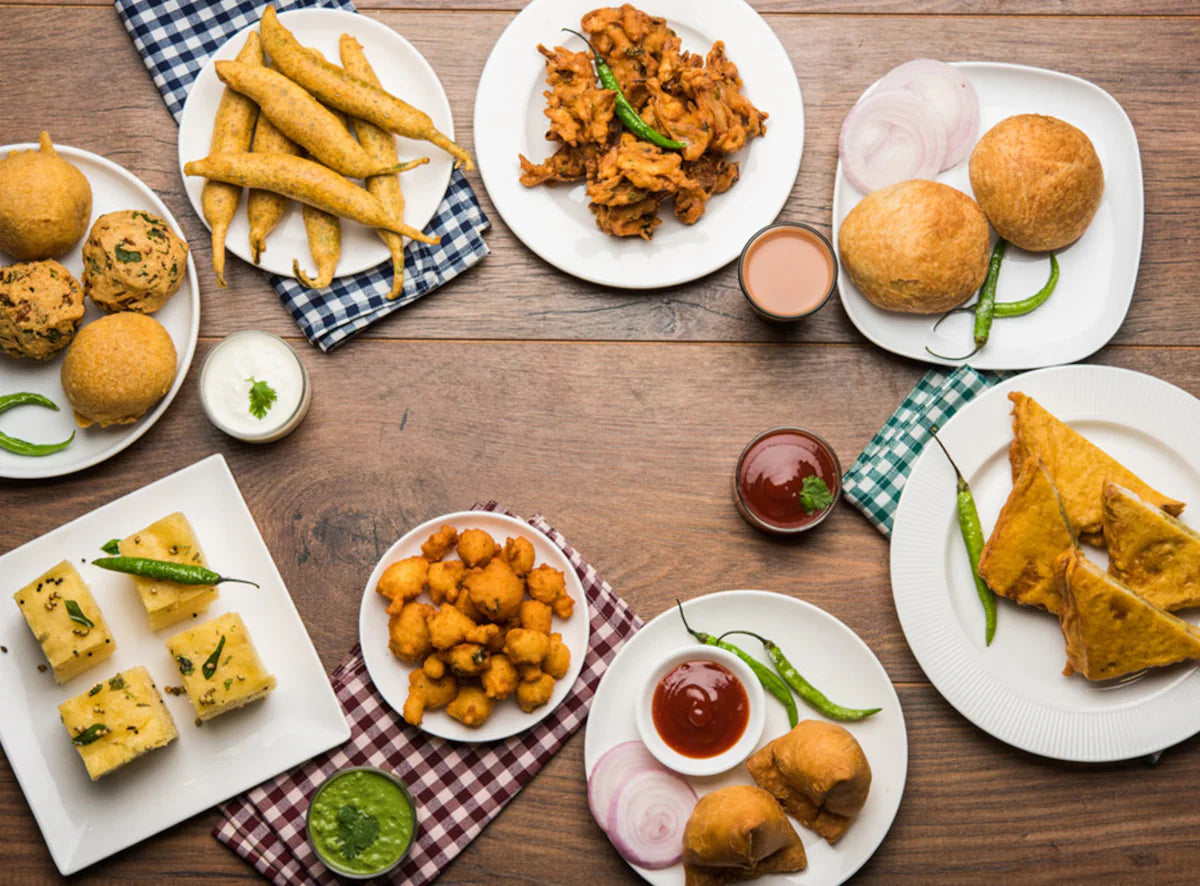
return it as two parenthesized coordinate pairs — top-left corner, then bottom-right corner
(839, 90), (947, 194)
(587, 740), (660, 833)
(877, 59), (980, 170)
(606, 768), (697, 869)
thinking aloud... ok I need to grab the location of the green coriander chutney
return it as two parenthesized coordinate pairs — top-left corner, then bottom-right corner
(308, 768), (416, 876)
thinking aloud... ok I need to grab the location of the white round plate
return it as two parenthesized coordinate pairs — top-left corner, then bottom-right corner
(360, 511), (590, 742)
(585, 591), (907, 886)
(474, 0), (803, 289)
(0, 143), (199, 480)
(178, 8), (453, 279)
(892, 365), (1200, 762)
(833, 62), (1143, 370)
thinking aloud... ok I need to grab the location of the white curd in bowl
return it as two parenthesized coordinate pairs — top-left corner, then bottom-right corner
(200, 331), (311, 443)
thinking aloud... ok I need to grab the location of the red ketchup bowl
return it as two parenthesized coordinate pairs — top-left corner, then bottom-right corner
(733, 427), (842, 535)
(738, 223), (838, 322)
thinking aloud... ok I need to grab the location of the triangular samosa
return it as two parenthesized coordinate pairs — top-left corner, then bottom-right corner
(1104, 482), (1200, 611)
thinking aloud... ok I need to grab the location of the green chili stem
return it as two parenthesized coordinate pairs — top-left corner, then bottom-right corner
(90, 556), (259, 588)
(993, 253), (1059, 317)
(100, 539), (121, 555)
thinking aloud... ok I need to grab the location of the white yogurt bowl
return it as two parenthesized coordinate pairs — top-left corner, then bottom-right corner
(200, 330), (311, 443)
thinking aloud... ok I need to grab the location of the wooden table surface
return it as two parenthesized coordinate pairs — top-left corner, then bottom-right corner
(4, 0), (1200, 882)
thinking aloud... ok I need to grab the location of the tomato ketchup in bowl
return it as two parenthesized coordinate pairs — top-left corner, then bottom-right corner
(734, 427), (842, 535)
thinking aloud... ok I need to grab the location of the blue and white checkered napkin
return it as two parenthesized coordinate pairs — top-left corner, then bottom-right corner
(842, 366), (1009, 537)
(115, 0), (490, 351)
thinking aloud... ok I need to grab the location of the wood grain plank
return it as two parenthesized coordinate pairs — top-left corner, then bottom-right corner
(1, 9), (1198, 346)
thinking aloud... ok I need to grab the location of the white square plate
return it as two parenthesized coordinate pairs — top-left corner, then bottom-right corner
(0, 454), (349, 874)
(833, 62), (1143, 369)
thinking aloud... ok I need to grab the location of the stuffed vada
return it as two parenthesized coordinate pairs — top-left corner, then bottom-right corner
(682, 784), (806, 886)
(0, 260), (85, 359)
(0, 132), (92, 261)
(82, 210), (188, 314)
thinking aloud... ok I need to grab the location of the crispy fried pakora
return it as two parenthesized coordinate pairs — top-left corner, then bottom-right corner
(503, 536), (536, 576)
(377, 555), (428, 605)
(446, 642), (490, 677)
(388, 601), (435, 663)
(526, 564), (575, 619)
(482, 654), (519, 700)
(402, 669), (457, 726)
(465, 558), (525, 622)
(428, 560), (465, 605)
(421, 524), (458, 561)
(428, 602), (498, 650)
(519, 599), (553, 634)
(517, 673), (556, 713)
(534, 45), (616, 147)
(543, 632), (571, 679)
(504, 627), (552, 666)
(446, 685), (495, 728)
(457, 528), (500, 568)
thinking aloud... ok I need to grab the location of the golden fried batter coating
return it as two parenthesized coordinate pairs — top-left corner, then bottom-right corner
(388, 601), (435, 663)
(543, 632), (571, 680)
(379, 556), (428, 609)
(482, 654), (519, 700)
(526, 564), (566, 604)
(518, 144), (599, 187)
(465, 558), (525, 622)
(519, 663), (545, 682)
(446, 685), (495, 728)
(421, 525), (458, 561)
(428, 560), (465, 605)
(504, 627), (552, 665)
(535, 44), (617, 146)
(428, 602), (499, 650)
(519, 599), (553, 635)
(551, 592), (575, 620)
(517, 673), (556, 713)
(446, 642), (490, 677)
(457, 528), (500, 568)
(422, 654), (446, 679)
(503, 536), (536, 577)
(455, 587), (486, 623)
(402, 668), (457, 726)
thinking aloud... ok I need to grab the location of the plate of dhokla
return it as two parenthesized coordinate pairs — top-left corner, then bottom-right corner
(0, 453), (348, 875)
(891, 364), (1200, 761)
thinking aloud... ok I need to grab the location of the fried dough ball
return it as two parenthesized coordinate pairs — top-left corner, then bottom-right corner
(520, 599), (553, 635)
(428, 602), (499, 650)
(502, 536), (536, 576)
(519, 663), (544, 682)
(517, 673), (556, 713)
(388, 601), (435, 663)
(0, 260), (85, 360)
(0, 132), (92, 261)
(422, 654), (446, 680)
(427, 560), (465, 605)
(485, 620), (515, 653)
(402, 668), (457, 726)
(446, 685), (495, 727)
(82, 210), (188, 314)
(421, 524), (458, 561)
(551, 593), (575, 620)
(526, 564), (575, 618)
(543, 632), (571, 680)
(457, 528), (499, 567)
(455, 588), (486, 623)
(380, 556), (429, 610)
(466, 558), (525, 622)
(482, 654), (519, 700)
(446, 642), (490, 677)
(505, 627), (552, 666)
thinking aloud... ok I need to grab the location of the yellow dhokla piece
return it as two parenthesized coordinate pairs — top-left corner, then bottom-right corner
(165, 612), (276, 722)
(978, 458), (1074, 615)
(120, 512), (218, 630)
(1104, 482), (1200, 611)
(58, 665), (178, 780)
(12, 561), (116, 683)
(1009, 392), (1184, 545)
(1055, 548), (1200, 681)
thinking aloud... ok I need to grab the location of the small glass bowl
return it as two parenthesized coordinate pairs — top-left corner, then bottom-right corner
(733, 426), (843, 536)
(737, 222), (838, 322)
(305, 765), (418, 880)
(199, 330), (312, 444)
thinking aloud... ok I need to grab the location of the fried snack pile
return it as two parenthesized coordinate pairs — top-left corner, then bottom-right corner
(376, 525), (575, 729)
(519, 4), (767, 239)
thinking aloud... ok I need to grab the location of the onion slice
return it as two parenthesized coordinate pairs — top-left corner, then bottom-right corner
(876, 59), (980, 170)
(839, 90), (947, 194)
(586, 740), (661, 832)
(605, 767), (698, 869)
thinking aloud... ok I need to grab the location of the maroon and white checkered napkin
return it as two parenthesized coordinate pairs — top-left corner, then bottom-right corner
(213, 503), (643, 884)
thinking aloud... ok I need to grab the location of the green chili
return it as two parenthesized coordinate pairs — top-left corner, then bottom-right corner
(993, 253), (1059, 317)
(202, 635), (227, 680)
(100, 539), (121, 555)
(0, 391), (74, 456)
(676, 601), (798, 727)
(929, 426), (996, 645)
(90, 557), (259, 588)
(926, 240), (1006, 361)
(718, 630), (880, 721)
(71, 723), (110, 746)
(563, 29), (687, 151)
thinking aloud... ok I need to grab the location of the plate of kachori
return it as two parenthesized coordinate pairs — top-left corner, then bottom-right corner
(892, 364), (1200, 761)
(833, 62), (1142, 370)
(0, 141), (199, 480)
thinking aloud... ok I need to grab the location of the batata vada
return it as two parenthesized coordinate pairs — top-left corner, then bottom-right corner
(82, 210), (188, 314)
(0, 260), (85, 359)
(0, 132), (92, 261)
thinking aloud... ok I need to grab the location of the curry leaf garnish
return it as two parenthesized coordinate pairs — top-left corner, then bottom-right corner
(65, 600), (95, 629)
(175, 654), (194, 676)
(108, 674), (126, 690)
(71, 724), (110, 746)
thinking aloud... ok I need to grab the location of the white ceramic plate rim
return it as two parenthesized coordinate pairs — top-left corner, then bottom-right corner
(358, 510), (590, 742)
(0, 143), (199, 480)
(177, 8), (454, 279)
(832, 61), (1143, 369)
(473, 0), (803, 289)
(584, 590), (907, 886)
(0, 454), (350, 874)
(891, 365), (1200, 761)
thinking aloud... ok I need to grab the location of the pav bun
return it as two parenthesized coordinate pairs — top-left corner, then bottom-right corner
(838, 179), (990, 314)
(969, 114), (1103, 252)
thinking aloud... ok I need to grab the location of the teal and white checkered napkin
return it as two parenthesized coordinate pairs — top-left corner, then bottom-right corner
(842, 366), (1008, 536)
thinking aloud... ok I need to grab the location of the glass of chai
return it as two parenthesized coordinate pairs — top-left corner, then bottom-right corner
(738, 223), (838, 322)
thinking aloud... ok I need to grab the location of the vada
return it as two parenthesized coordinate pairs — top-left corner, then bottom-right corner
(0, 132), (92, 261)
(970, 114), (1103, 252)
(838, 179), (990, 314)
(82, 210), (188, 314)
(0, 260), (85, 359)
(60, 312), (177, 427)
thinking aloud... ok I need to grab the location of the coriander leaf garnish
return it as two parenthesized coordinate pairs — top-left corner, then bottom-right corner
(336, 804), (381, 860)
(72, 724), (110, 746)
(114, 244), (142, 263)
(108, 674), (126, 690)
(798, 475), (834, 515)
(203, 635), (227, 680)
(247, 377), (277, 420)
(175, 654), (195, 676)
(65, 600), (95, 629)
(224, 678), (233, 691)
(88, 683), (103, 697)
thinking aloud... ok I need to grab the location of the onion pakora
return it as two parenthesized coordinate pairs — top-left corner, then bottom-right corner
(377, 524), (578, 728)
(518, 4), (766, 239)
